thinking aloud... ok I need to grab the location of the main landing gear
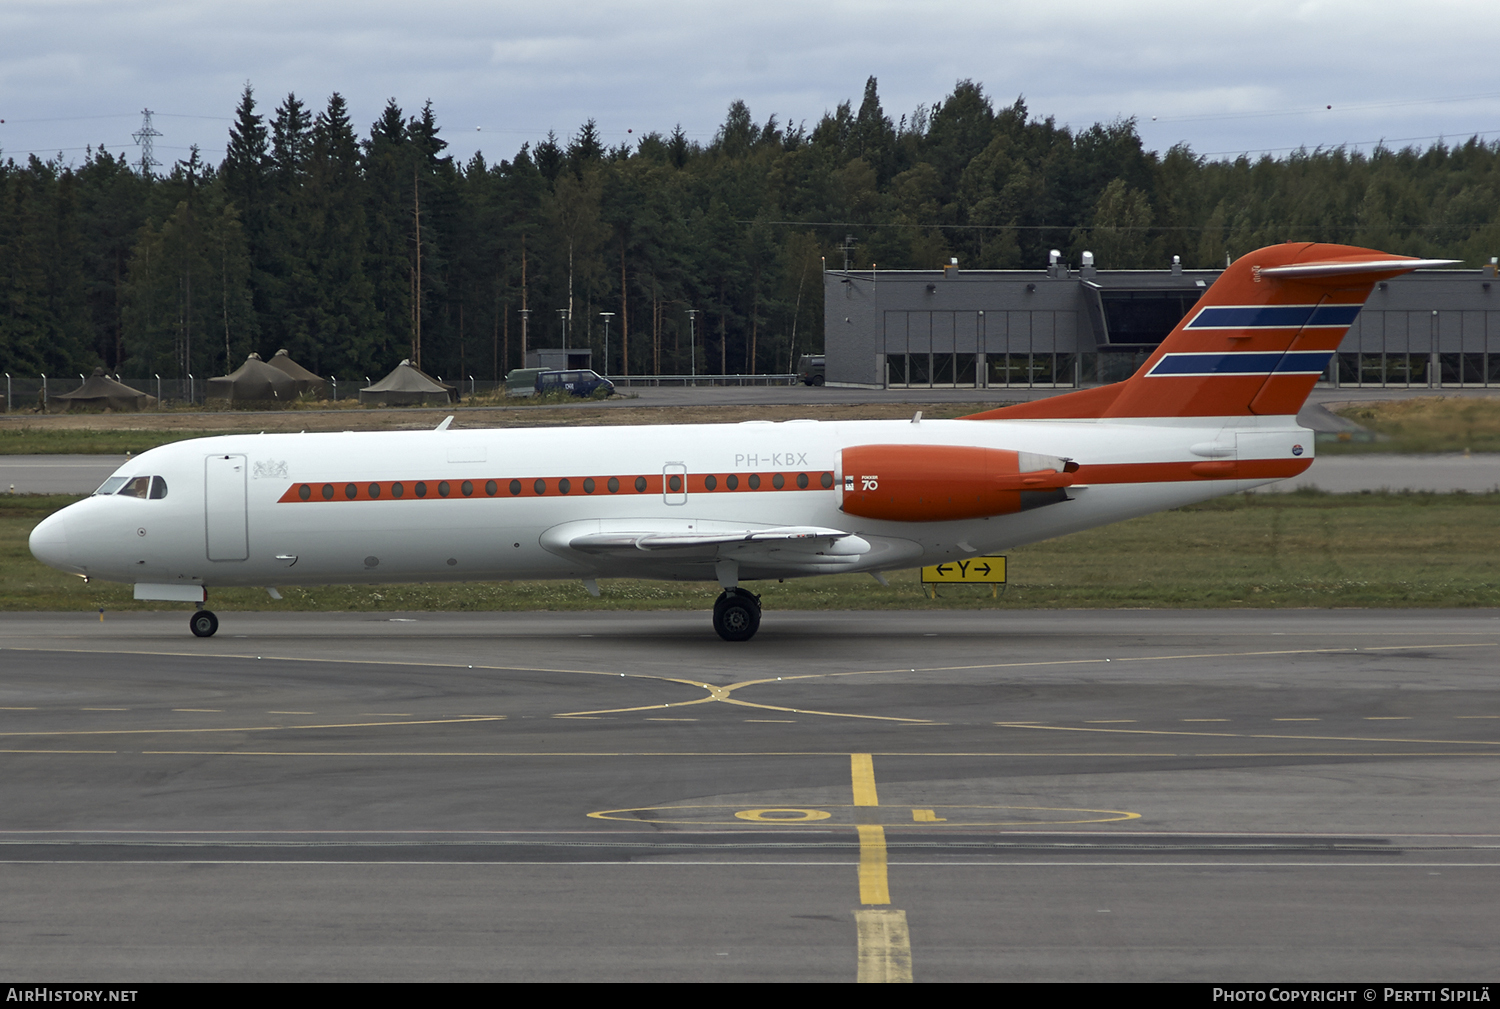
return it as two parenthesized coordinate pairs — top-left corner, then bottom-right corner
(189, 608), (219, 638)
(713, 590), (761, 642)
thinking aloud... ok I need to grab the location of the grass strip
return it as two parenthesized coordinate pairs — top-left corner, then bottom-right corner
(1323, 396), (1500, 454)
(0, 401), (1010, 455)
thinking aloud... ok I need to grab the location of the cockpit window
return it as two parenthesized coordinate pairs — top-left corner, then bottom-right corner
(98, 475), (166, 499)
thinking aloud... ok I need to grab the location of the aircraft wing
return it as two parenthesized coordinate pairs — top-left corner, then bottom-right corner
(568, 525), (869, 557)
(540, 520), (871, 578)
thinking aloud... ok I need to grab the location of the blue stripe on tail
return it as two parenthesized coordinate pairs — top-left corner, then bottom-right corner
(1186, 305), (1362, 329)
(1147, 351), (1335, 377)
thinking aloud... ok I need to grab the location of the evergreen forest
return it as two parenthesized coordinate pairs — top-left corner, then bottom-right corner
(4, 77), (1500, 383)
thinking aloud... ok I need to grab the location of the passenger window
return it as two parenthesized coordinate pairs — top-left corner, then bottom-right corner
(149, 476), (168, 500)
(118, 476), (151, 499)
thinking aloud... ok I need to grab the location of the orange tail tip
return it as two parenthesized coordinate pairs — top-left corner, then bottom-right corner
(964, 244), (1456, 421)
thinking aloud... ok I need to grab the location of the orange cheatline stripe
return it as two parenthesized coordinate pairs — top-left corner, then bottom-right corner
(1074, 458), (1311, 484)
(276, 471), (838, 503)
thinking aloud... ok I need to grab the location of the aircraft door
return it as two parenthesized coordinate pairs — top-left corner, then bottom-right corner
(663, 463), (687, 505)
(205, 454), (249, 561)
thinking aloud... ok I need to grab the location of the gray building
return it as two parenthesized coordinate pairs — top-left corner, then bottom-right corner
(525, 348), (594, 371)
(824, 257), (1500, 389)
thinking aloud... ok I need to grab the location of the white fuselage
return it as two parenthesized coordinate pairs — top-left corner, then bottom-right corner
(29, 414), (1311, 590)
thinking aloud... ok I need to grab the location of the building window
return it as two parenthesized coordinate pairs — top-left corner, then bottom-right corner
(955, 353), (976, 387)
(909, 354), (930, 385)
(932, 353), (953, 385)
(886, 354), (906, 386)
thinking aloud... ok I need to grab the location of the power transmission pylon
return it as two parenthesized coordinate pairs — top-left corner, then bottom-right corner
(838, 233), (856, 272)
(132, 109), (161, 176)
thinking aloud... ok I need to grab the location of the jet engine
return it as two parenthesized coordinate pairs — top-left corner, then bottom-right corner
(839, 444), (1077, 522)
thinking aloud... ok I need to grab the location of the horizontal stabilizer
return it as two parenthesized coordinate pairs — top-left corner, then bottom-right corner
(1259, 258), (1458, 279)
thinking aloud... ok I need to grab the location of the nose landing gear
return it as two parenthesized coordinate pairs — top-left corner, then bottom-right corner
(189, 608), (219, 638)
(712, 590), (761, 642)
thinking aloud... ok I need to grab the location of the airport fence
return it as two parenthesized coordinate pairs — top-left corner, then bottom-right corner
(0, 372), (801, 412)
(605, 374), (798, 388)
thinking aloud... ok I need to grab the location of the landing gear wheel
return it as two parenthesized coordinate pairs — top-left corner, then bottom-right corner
(190, 610), (219, 638)
(713, 590), (761, 642)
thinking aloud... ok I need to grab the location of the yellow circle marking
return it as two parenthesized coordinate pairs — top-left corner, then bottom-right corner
(733, 808), (832, 822)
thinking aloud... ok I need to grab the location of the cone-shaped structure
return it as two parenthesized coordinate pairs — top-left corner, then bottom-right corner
(50, 368), (155, 412)
(206, 353), (297, 405)
(358, 360), (457, 406)
(265, 349), (328, 398)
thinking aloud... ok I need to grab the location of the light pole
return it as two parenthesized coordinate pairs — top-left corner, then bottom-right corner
(686, 309), (698, 383)
(557, 308), (570, 354)
(598, 312), (615, 377)
(519, 308), (531, 366)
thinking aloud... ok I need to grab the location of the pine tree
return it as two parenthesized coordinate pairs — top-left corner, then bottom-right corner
(122, 150), (253, 377)
(362, 99), (413, 369)
(221, 84), (270, 351)
(567, 120), (604, 175)
(75, 147), (153, 368)
(263, 94), (314, 357)
(304, 93), (377, 377)
(852, 77), (896, 184)
(0, 158), (96, 375)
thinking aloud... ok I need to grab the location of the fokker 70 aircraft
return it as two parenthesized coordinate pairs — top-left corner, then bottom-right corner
(29, 243), (1452, 640)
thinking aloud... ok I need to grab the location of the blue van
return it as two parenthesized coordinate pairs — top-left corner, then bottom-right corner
(536, 369), (615, 398)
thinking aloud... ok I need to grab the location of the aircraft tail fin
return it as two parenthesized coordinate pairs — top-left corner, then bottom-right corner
(964, 244), (1456, 421)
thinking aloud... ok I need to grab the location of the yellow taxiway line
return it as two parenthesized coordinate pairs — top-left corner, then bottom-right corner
(851, 753), (909, 982)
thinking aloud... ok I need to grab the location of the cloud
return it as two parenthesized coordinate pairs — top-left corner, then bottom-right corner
(2, 0), (1497, 166)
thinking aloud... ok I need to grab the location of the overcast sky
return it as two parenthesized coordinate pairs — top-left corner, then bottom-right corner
(3, 0), (1499, 172)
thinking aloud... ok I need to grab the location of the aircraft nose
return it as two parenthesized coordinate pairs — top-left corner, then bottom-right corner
(29, 511), (77, 574)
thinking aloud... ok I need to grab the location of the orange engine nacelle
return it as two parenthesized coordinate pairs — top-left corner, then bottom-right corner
(839, 444), (1077, 522)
